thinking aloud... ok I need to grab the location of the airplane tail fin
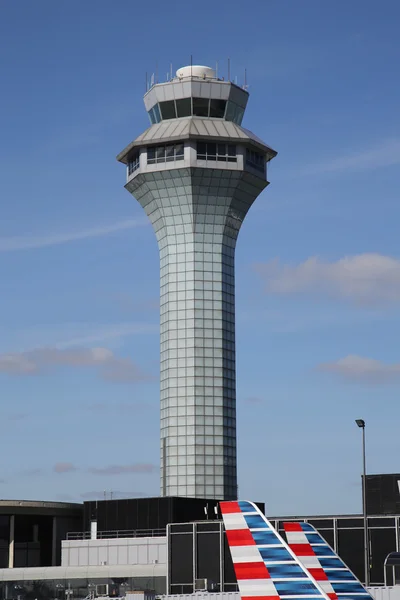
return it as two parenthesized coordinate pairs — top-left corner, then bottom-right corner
(283, 522), (373, 600)
(220, 501), (330, 600)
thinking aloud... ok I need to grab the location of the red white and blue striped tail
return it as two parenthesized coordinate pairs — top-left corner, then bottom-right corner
(283, 522), (373, 600)
(220, 501), (331, 600)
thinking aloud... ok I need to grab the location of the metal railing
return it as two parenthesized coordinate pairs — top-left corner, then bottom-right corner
(67, 528), (166, 540)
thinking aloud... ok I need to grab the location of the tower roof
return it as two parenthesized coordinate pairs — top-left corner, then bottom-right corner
(117, 117), (277, 164)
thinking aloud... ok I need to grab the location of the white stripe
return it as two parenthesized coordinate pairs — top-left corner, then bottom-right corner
(230, 546), (263, 563)
(299, 556), (322, 568)
(284, 594), (324, 600)
(223, 513), (248, 530)
(286, 532), (308, 544)
(239, 579), (277, 594)
(319, 582), (336, 593)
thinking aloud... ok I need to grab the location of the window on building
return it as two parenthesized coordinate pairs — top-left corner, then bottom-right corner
(148, 103), (162, 125)
(210, 99), (227, 118)
(128, 150), (140, 175)
(193, 97), (209, 117)
(197, 142), (237, 162)
(225, 101), (245, 125)
(147, 144), (184, 164)
(160, 100), (177, 120)
(246, 148), (265, 172)
(176, 98), (192, 118)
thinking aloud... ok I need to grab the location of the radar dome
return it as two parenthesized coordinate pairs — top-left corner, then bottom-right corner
(176, 65), (215, 79)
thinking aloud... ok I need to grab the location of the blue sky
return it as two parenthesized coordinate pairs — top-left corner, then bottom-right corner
(1, 0), (400, 516)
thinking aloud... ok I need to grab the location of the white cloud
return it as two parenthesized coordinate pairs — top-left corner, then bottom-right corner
(317, 355), (400, 384)
(297, 138), (400, 176)
(0, 218), (147, 252)
(0, 346), (153, 383)
(255, 253), (400, 305)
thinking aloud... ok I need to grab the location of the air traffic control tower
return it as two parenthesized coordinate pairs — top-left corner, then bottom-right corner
(117, 65), (277, 500)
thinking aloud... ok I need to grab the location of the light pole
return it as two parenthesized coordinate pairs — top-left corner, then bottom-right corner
(356, 419), (369, 586)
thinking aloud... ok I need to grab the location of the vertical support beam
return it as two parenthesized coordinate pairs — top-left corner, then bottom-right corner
(33, 524), (39, 543)
(192, 523), (196, 594)
(51, 516), (57, 566)
(8, 515), (15, 569)
(362, 426), (369, 586)
(219, 520), (224, 592)
(333, 517), (338, 553)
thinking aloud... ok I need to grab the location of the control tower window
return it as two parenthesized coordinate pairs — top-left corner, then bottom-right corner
(160, 100), (177, 120)
(210, 99), (227, 118)
(193, 97), (209, 117)
(148, 103), (162, 124)
(225, 101), (245, 125)
(246, 149), (265, 172)
(147, 143), (184, 164)
(128, 150), (140, 175)
(176, 98), (192, 118)
(197, 142), (237, 163)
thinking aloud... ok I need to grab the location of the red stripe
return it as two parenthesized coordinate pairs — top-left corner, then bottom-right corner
(234, 561), (270, 580)
(220, 501), (241, 514)
(284, 522), (303, 532)
(328, 594), (338, 600)
(226, 529), (255, 546)
(289, 543), (315, 556)
(308, 568), (328, 581)
(242, 597), (278, 600)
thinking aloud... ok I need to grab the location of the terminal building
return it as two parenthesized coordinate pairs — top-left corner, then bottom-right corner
(0, 475), (400, 598)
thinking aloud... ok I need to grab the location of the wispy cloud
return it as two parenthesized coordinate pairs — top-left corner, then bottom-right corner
(296, 138), (400, 176)
(0, 346), (153, 383)
(54, 462), (77, 474)
(317, 355), (400, 384)
(244, 397), (265, 404)
(88, 464), (157, 476)
(87, 401), (146, 413)
(255, 253), (400, 306)
(0, 218), (147, 253)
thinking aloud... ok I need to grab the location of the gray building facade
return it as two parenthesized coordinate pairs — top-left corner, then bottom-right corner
(117, 64), (276, 500)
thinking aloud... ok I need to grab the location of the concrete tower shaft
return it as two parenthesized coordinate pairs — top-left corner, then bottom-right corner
(117, 66), (277, 500)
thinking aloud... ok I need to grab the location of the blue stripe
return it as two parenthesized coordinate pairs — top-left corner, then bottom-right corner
(313, 545), (336, 557)
(259, 547), (294, 561)
(252, 530), (282, 545)
(336, 595), (372, 600)
(245, 514), (271, 529)
(306, 533), (324, 543)
(267, 564), (306, 579)
(275, 582), (321, 596)
(319, 558), (346, 569)
(332, 582), (367, 593)
(326, 570), (356, 581)
(300, 523), (317, 532)
(238, 501), (254, 513)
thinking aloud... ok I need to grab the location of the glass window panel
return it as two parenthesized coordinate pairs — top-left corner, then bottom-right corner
(193, 97), (209, 117)
(160, 100), (177, 119)
(153, 103), (161, 122)
(206, 142), (216, 160)
(176, 98), (192, 117)
(210, 99), (226, 118)
(156, 146), (165, 159)
(233, 105), (245, 125)
(217, 143), (226, 156)
(175, 143), (184, 157)
(148, 108), (156, 124)
(225, 101), (236, 122)
(227, 144), (236, 157)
